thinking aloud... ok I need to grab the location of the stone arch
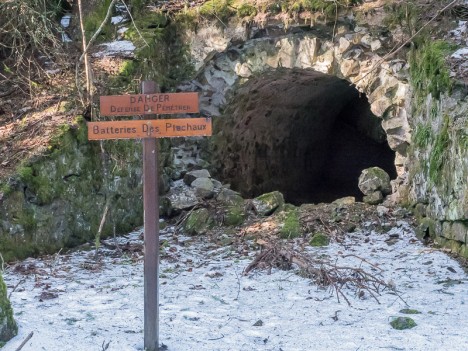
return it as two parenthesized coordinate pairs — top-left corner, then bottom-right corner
(182, 28), (412, 200)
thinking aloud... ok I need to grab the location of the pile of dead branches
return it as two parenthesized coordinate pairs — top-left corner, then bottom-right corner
(244, 240), (392, 306)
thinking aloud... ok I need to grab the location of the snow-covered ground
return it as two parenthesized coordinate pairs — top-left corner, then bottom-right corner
(2, 220), (468, 351)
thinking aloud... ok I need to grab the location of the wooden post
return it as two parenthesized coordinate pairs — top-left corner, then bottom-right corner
(142, 80), (159, 351)
(93, 83), (209, 350)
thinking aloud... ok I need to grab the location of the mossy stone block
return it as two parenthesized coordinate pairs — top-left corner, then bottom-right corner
(252, 191), (284, 216)
(0, 272), (17, 343)
(358, 167), (391, 195)
(390, 317), (417, 330)
(416, 217), (436, 241)
(224, 205), (245, 227)
(183, 208), (214, 235)
(279, 207), (302, 239)
(309, 232), (330, 247)
(459, 244), (468, 259)
(413, 203), (427, 220)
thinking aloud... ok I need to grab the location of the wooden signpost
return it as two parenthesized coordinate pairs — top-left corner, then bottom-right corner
(89, 81), (211, 351)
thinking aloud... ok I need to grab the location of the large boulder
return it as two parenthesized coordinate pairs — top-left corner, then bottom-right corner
(0, 272), (17, 345)
(358, 167), (392, 196)
(161, 181), (200, 217)
(252, 191), (284, 216)
(191, 177), (215, 199)
(183, 169), (211, 185)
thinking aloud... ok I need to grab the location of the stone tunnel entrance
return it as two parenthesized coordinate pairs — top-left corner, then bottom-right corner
(211, 68), (397, 204)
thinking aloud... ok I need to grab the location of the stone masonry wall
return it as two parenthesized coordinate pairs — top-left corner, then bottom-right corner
(181, 15), (467, 256)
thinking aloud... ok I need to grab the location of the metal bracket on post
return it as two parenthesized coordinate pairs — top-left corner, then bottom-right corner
(142, 80), (160, 351)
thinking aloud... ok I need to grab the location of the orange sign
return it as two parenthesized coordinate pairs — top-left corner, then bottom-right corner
(87, 118), (212, 140)
(100, 92), (199, 116)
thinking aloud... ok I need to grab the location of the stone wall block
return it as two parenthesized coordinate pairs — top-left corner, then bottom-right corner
(313, 49), (335, 74)
(443, 221), (467, 243)
(338, 37), (351, 53)
(212, 67), (238, 87)
(387, 59), (407, 74)
(184, 169), (211, 185)
(370, 97), (393, 117)
(360, 34), (373, 47)
(386, 134), (409, 155)
(235, 62), (253, 77)
(382, 114), (408, 134)
(370, 40), (382, 51)
(367, 85), (387, 104)
(295, 37), (319, 68)
(340, 59), (360, 77)
(189, 25), (231, 70)
(266, 55), (280, 68)
(276, 37), (296, 68)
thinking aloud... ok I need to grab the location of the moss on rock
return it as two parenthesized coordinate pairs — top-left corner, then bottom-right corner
(0, 272), (17, 343)
(183, 208), (214, 235)
(309, 232), (330, 247)
(279, 206), (302, 239)
(390, 316), (417, 330)
(415, 217), (436, 242)
(252, 191), (284, 216)
(217, 188), (246, 226)
(358, 167), (391, 196)
(224, 205), (245, 227)
(459, 245), (468, 259)
(0, 117), (147, 261)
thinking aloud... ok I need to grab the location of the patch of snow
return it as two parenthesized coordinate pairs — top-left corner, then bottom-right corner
(117, 27), (129, 40)
(92, 40), (136, 58)
(448, 21), (468, 44)
(117, 27), (129, 35)
(452, 47), (468, 59)
(111, 16), (127, 25)
(60, 14), (71, 28)
(45, 69), (61, 75)
(61, 33), (72, 43)
(115, 3), (128, 14)
(2, 222), (468, 351)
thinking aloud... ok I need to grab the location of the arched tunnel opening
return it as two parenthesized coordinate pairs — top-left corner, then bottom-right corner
(211, 68), (397, 205)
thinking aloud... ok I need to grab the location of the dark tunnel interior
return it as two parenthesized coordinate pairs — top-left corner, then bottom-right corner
(213, 68), (397, 204)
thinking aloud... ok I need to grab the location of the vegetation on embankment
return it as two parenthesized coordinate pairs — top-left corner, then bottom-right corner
(0, 116), (147, 262)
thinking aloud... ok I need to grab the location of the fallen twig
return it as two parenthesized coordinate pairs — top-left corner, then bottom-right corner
(101, 340), (111, 351)
(15, 331), (34, 351)
(8, 278), (25, 299)
(95, 198), (111, 258)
